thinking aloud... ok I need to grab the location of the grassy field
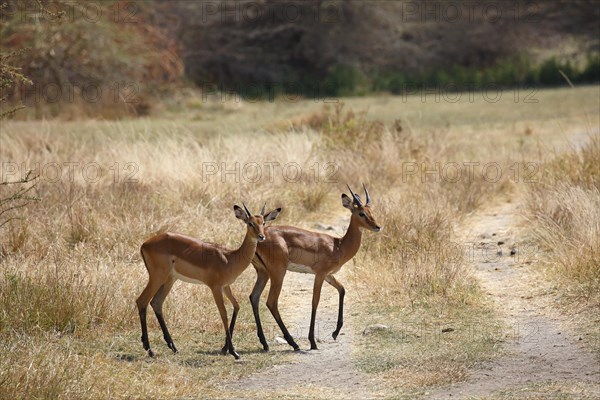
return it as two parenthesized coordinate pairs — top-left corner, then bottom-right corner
(0, 85), (598, 399)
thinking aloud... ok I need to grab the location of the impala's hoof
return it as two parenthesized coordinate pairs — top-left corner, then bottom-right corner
(147, 349), (154, 357)
(220, 346), (228, 355)
(332, 331), (339, 340)
(168, 343), (178, 354)
(231, 351), (240, 360)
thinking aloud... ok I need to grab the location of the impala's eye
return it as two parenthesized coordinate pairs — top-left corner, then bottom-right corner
(249, 222), (255, 228)
(359, 211), (366, 217)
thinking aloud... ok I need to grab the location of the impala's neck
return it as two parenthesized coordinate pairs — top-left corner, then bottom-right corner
(340, 214), (362, 264)
(229, 227), (257, 275)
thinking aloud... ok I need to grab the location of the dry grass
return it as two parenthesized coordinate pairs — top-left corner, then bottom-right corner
(0, 122), (328, 398)
(524, 134), (600, 354)
(0, 86), (598, 398)
(483, 380), (600, 400)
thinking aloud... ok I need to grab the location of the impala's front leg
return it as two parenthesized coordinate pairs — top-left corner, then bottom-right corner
(212, 287), (240, 359)
(325, 275), (345, 340)
(221, 286), (240, 355)
(309, 273), (326, 350)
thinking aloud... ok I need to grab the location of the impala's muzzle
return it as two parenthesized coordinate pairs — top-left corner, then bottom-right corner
(373, 225), (381, 232)
(258, 234), (266, 242)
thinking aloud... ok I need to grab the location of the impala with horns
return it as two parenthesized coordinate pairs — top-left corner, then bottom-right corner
(250, 184), (380, 351)
(136, 202), (281, 359)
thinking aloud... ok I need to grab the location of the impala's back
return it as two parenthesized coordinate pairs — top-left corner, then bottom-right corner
(256, 225), (346, 275)
(142, 232), (230, 286)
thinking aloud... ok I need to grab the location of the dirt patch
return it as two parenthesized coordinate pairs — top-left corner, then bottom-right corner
(429, 201), (600, 399)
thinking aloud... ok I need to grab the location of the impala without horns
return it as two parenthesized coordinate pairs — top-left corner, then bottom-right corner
(250, 184), (381, 351)
(136, 202), (281, 359)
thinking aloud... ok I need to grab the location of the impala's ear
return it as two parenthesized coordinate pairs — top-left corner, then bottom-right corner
(233, 205), (248, 221)
(264, 207), (282, 222)
(341, 194), (354, 210)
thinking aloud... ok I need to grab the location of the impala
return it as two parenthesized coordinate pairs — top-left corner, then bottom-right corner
(250, 184), (380, 351)
(136, 202), (281, 359)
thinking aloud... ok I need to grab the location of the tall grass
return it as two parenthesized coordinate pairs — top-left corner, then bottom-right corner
(525, 135), (600, 297)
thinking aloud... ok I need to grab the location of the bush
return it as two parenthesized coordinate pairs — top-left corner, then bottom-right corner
(580, 55), (600, 83)
(0, 0), (182, 118)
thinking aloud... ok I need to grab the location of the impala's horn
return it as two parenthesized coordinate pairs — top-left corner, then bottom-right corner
(242, 201), (252, 218)
(363, 183), (371, 205)
(260, 202), (267, 216)
(346, 184), (362, 207)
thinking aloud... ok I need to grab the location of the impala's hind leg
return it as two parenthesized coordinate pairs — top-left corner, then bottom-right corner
(136, 276), (163, 357)
(151, 276), (177, 353)
(266, 269), (300, 351)
(325, 275), (346, 340)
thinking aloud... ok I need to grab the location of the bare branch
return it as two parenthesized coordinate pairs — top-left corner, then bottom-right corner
(0, 170), (39, 227)
(0, 170), (38, 185)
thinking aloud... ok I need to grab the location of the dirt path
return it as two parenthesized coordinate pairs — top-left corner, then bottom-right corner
(229, 220), (381, 399)
(429, 200), (600, 399)
(230, 198), (598, 399)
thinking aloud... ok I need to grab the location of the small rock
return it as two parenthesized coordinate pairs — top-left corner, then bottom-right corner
(363, 324), (389, 335)
(497, 249), (503, 256)
(442, 327), (454, 333)
(497, 241), (505, 245)
(579, 337), (583, 341)
(492, 233), (497, 236)
(274, 336), (288, 345)
(510, 248), (517, 256)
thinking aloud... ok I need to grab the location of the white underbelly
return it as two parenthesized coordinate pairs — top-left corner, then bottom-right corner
(172, 270), (204, 285)
(287, 262), (314, 274)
